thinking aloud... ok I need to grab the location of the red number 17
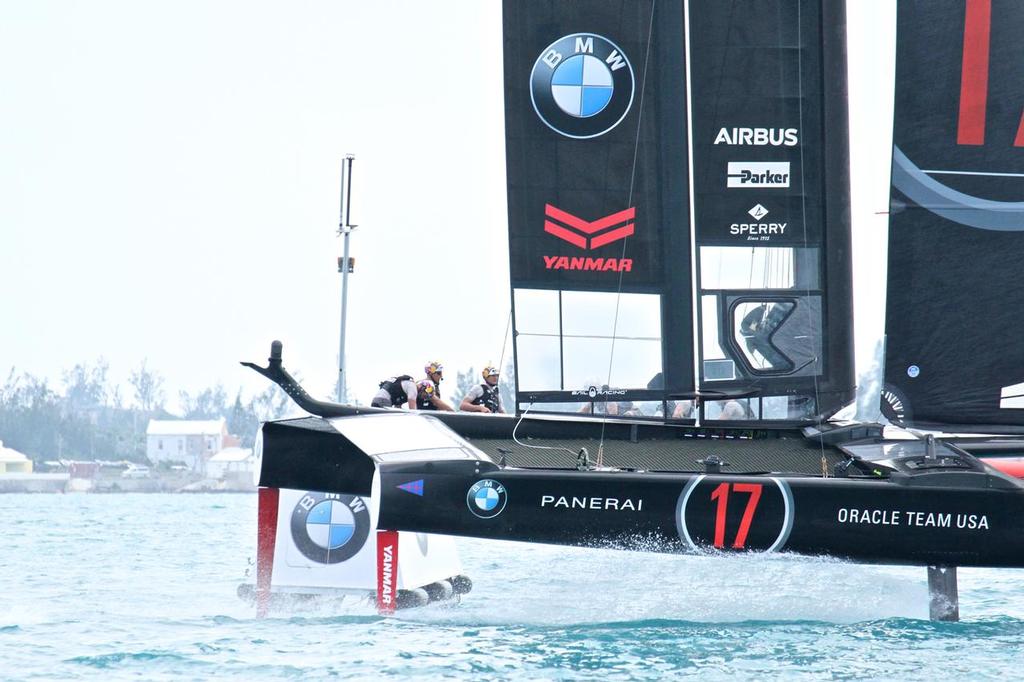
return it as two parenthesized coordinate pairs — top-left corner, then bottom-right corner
(709, 482), (763, 549)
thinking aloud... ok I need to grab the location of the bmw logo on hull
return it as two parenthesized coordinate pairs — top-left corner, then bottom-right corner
(291, 492), (370, 564)
(530, 33), (635, 139)
(467, 479), (508, 519)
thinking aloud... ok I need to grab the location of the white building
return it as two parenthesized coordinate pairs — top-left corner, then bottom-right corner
(0, 441), (33, 474)
(206, 447), (255, 480)
(146, 418), (231, 471)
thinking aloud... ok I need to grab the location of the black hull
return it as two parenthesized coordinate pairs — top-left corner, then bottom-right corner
(376, 463), (1024, 568)
(246, 346), (1024, 570)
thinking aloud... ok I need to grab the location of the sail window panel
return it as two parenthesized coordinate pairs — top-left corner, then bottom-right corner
(701, 295), (737, 382)
(760, 395), (817, 420)
(561, 291), (662, 338)
(706, 398), (759, 421)
(513, 289), (560, 335)
(562, 338), (662, 392)
(699, 246), (820, 290)
(515, 335), (561, 391)
(734, 301), (798, 372)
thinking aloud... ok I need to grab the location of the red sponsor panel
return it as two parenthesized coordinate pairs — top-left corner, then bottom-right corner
(376, 529), (399, 614)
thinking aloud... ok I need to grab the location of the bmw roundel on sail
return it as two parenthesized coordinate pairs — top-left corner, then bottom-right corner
(530, 33), (635, 138)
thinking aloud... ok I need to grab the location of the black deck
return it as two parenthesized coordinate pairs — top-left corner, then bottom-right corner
(466, 433), (841, 474)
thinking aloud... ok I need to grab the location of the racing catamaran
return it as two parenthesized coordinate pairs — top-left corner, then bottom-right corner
(244, 0), (1024, 621)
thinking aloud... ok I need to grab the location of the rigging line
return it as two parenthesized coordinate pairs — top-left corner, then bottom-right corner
(795, 1), (826, 469)
(597, 0), (658, 466)
(497, 308), (512, 375)
(512, 402), (586, 461)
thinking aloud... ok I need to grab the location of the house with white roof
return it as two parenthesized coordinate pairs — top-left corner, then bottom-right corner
(0, 441), (33, 473)
(206, 446), (255, 481)
(146, 418), (235, 472)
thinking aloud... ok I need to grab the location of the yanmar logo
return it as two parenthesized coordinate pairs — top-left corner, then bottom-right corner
(543, 204), (635, 272)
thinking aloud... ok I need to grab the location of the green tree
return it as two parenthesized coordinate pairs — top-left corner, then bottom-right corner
(179, 384), (228, 419)
(129, 359), (165, 412)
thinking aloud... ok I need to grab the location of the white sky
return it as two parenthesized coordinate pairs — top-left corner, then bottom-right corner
(0, 1), (893, 412)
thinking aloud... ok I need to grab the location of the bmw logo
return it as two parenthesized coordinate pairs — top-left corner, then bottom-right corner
(530, 33), (635, 139)
(290, 492), (370, 564)
(466, 479), (508, 519)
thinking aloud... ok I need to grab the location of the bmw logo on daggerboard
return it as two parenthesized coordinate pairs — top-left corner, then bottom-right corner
(530, 33), (635, 139)
(467, 479), (508, 519)
(291, 492), (370, 563)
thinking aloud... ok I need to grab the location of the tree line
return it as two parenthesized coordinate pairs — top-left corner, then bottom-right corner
(0, 359), (292, 464)
(0, 359), (518, 464)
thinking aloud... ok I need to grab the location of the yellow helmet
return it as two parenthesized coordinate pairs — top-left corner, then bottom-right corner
(482, 365), (500, 379)
(425, 361), (444, 375)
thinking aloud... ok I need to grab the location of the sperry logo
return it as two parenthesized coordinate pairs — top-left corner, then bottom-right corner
(748, 204), (769, 220)
(727, 162), (790, 188)
(544, 204), (635, 250)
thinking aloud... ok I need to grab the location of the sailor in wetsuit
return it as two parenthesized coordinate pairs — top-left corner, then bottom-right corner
(371, 374), (417, 409)
(417, 361), (455, 411)
(459, 365), (503, 414)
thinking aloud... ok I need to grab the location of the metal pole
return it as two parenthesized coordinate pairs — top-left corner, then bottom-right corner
(337, 154), (355, 403)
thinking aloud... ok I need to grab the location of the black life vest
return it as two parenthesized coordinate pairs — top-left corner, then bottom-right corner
(379, 375), (413, 407)
(471, 383), (501, 413)
(417, 381), (441, 410)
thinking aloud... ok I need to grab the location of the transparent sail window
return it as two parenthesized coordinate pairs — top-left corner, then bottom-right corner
(514, 288), (663, 392)
(734, 301), (797, 372)
(700, 246), (820, 290)
(705, 398), (759, 420)
(701, 295), (734, 381)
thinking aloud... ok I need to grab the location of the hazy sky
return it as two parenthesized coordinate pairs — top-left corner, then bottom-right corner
(0, 1), (893, 412)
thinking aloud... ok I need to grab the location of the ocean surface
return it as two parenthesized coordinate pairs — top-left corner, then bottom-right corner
(3, 493), (1024, 680)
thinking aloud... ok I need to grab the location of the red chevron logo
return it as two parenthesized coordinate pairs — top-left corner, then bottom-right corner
(543, 204), (636, 250)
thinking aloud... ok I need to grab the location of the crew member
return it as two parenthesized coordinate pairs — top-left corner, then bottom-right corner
(739, 303), (791, 370)
(371, 374), (417, 409)
(417, 361), (455, 411)
(460, 365), (503, 414)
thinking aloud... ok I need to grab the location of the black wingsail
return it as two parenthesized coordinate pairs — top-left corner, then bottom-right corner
(503, 1), (691, 414)
(884, 0), (1024, 430)
(685, 0), (854, 421)
(503, 0), (854, 421)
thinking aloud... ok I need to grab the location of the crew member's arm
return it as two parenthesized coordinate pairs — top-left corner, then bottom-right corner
(431, 394), (455, 411)
(403, 380), (417, 410)
(460, 386), (491, 413)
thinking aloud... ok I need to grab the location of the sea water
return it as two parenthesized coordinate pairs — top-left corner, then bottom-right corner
(2, 493), (1024, 680)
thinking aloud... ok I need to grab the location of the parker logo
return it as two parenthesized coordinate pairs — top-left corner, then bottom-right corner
(727, 162), (790, 188)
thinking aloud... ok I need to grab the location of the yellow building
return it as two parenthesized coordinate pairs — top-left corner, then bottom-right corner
(0, 441), (33, 474)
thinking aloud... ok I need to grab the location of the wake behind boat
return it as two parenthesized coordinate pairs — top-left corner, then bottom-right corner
(243, 0), (1024, 622)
